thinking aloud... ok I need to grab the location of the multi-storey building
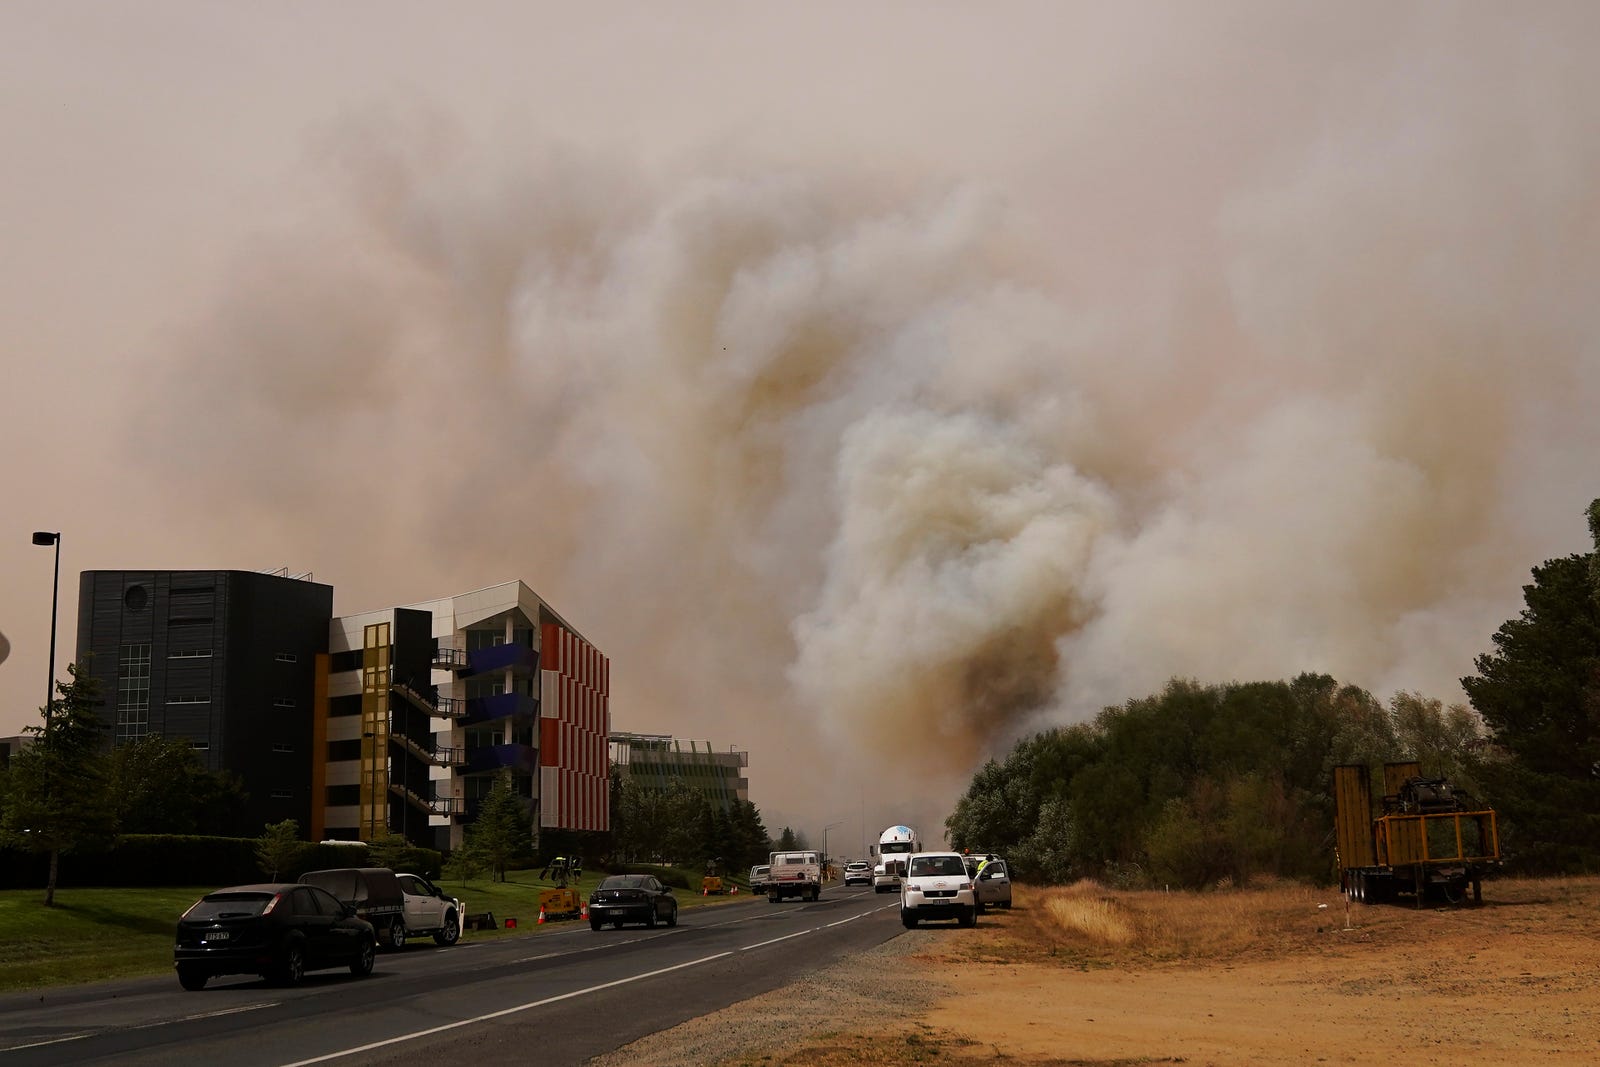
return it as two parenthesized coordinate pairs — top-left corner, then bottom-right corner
(74, 569), (333, 832)
(608, 732), (749, 812)
(316, 580), (610, 851)
(73, 571), (608, 852)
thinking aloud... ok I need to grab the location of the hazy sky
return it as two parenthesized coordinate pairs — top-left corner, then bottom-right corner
(4, 2), (1598, 847)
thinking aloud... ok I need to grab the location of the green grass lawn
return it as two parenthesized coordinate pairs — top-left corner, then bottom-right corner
(0, 867), (752, 992)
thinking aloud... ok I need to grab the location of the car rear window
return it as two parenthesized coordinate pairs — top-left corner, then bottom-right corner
(188, 893), (274, 920)
(599, 876), (647, 890)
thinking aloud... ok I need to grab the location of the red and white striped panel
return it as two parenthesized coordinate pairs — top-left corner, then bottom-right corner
(539, 623), (610, 832)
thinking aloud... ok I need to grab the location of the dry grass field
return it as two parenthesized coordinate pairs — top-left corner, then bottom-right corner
(600, 876), (1600, 1066)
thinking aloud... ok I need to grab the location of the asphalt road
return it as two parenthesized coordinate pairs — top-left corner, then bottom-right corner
(0, 885), (903, 1067)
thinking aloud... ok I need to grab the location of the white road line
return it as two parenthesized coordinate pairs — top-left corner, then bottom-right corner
(0, 1032), (91, 1052)
(739, 927), (817, 951)
(128, 1001), (280, 1030)
(0, 1000), (280, 1051)
(275, 951), (733, 1067)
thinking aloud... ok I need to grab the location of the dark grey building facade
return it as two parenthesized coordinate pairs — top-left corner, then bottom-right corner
(75, 570), (333, 833)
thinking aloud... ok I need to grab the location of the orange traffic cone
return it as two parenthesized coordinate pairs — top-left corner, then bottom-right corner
(731, 884), (739, 896)
(580, 902), (588, 919)
(702, 887), (708, 896)
(537, 906), (546, 925)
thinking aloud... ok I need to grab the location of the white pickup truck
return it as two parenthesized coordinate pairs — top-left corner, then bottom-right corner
(766, 850), (822, 902)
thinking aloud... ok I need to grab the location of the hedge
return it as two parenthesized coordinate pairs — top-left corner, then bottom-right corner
(0, 836), (444, 890)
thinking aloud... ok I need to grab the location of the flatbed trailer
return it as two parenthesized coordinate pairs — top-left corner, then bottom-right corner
(1334, 762), (1500, 907)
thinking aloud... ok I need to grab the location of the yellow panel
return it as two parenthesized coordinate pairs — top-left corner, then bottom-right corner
(1332, 765), (1375, 869)
(1383, 761), (1421, 798)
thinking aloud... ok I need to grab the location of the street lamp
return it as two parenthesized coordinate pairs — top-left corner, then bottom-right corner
(31, 532), (60, 722)
(822, 820), (842, 880)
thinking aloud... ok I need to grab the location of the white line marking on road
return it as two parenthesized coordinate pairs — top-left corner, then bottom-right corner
(276, 951), (733, 1066)
(0, 1032), (91, 1052)
(740, 927), (817, 951)
(126, 1000), (279, 1031)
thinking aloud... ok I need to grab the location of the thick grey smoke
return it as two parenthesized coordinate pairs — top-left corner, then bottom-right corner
(125, 6), (1600, 830)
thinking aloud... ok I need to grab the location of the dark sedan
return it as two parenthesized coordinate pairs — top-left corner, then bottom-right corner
(588, 874), (679, 930)
(174, 883), (377, 990)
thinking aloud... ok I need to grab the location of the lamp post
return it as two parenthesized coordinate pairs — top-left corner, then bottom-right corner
(31, 532), (60, 723)
(822, 820), (842, 881)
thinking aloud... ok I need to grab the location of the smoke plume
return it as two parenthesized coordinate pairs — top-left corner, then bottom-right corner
(127, 6), (1600, 830)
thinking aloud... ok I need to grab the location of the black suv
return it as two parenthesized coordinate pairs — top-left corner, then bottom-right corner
(174, 883), (377, 990)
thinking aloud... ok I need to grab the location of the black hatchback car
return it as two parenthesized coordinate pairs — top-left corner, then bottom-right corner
(174, 883), (377, 990)
(588, 875), (679, 930)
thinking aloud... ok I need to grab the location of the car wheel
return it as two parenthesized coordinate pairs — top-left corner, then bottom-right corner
(389, 918), (408, 950)
(645, 906), (658, 928)
(177, 966), (208, 991)
(274, 943), (306, 986)
(959, 907), (976, 928)
(349, 937), (376, 977)
(901, 910), (918, 929)
(434, 911), (460, 946)
(666, 902), (679, 927)
(590, 918), (603, 931)
(975, 900), (986, 915)
(1001, 899), (1012, 909)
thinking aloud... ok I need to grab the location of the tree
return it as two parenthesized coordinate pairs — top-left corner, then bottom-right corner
(467, 774), (533, 881)
(775, 826), (799, 851)
(1462, 526), (1600, 872)
(108, 734), (257, 835)
(0, 664), (117, 905)
(256, 818), (304, 880)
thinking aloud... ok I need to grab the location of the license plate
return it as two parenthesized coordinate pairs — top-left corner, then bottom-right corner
(204, 931), (230, 941)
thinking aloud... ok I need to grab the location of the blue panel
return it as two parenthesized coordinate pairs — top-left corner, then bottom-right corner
(461, 692), (538, 725)
(463, 642), (537, 677)
(465, 743), (536, 776)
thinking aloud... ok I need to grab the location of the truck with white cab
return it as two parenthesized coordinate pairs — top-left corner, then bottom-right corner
(870, 825), (921, 893)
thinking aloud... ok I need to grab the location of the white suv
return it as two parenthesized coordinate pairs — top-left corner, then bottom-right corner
(394, 872), (464, 947)
(899, 852), (977, 928)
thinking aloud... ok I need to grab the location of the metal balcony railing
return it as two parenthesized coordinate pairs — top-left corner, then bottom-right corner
(388, 730), (468, 768)
(391, 678), (466, 720)
(388, 781), (465, 816)
(431, 644), (470, 670)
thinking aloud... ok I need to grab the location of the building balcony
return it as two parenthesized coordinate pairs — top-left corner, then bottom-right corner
(391, 678), (466, 720)
(464, 742), (537, 776)
(461, 692), (538, 725)
(389, 732), (467, 768)
(431, 642), (470, 671)
(388, 781), (464, 817)
(462, 642), (538, 677)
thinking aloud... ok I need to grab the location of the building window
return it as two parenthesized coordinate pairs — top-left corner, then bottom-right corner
(326, 784), (361, 806)
(273, 698), (296, 708)
(169, 649), (212, 659)
(270, 790), (293, 800)
(326, 739), (362, 761)
(275, 653), (298, 663)
(116, 644), (151, 743)
(191, 740), (210, 751)
(167, 695), (211, 705)
(272, 743), (293, 754)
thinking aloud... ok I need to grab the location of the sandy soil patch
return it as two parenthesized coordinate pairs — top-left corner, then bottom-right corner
(593, 877), (1600, 1066)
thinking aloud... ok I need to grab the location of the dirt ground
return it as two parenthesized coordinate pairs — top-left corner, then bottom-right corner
(595, 876), (1600, 1066)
